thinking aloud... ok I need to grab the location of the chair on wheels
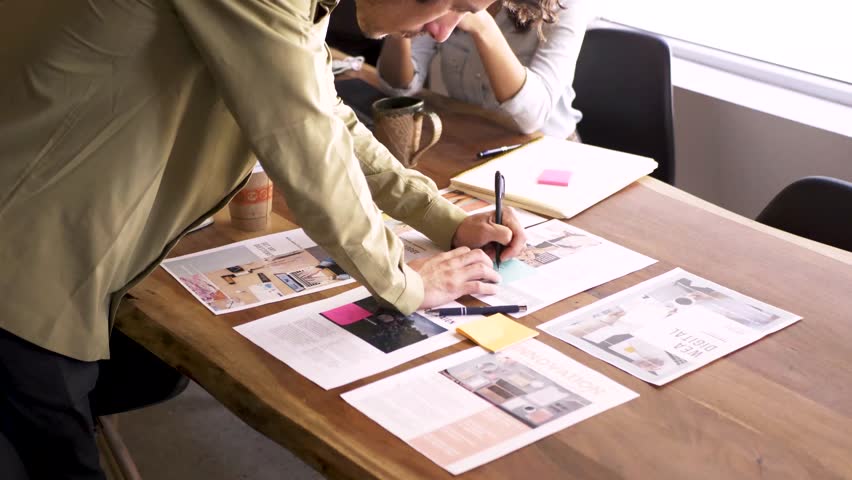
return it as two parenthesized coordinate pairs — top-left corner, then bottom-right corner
(572, 27), (676, 185)
(756, 176), (852, 252)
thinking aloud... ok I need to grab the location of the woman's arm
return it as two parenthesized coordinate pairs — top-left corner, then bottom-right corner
(377, 36), (415, 88)
(376, 35), (438, 96)
(457, 11), (527, 103)
(497, 1), (597, 134)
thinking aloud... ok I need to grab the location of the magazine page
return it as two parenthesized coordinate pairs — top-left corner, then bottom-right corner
(164, 191), (544, 315)
(234, 287), (485, 390)
(539, 268), (802, 385)
(161, 228), (359, 315)
(476, 220), (657, 317)
(342, 339), (638, 475)
(439, 188), (548, 229)
(386, 189), (549, 261)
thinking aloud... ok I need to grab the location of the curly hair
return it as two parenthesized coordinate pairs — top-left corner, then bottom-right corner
(502, 0), (566, 36)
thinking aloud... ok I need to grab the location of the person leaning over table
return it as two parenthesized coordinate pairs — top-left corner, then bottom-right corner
(0, 0), (537, 478)
(377, 0), (596, 139)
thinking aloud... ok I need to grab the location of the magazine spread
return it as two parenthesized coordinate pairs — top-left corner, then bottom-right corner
(539, 268), (802, 385)
(163, 190), (545, 315)
(161, 228), (357, 314)
(476, 220), (656, 316)
(234, 287), (486, 389)
(342, 339), (638, 475)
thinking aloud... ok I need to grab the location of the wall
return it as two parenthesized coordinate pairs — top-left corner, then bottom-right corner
(673, 88), (852, 219)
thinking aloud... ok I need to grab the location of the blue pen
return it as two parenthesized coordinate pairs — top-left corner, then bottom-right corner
(494, 171), (505, 269)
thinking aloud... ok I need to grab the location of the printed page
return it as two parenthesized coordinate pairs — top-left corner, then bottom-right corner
(234, 287), (484, 389)
(439, 189), (548, 229)
(161, 228), (357, 315)
(477, 220), (657, 317)
(165, 191), (543, 315)
(342, 339), (638, 475)
(539, 268), (802, 385)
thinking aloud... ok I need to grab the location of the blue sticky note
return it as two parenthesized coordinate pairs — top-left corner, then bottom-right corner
(497, 259), (537, 284)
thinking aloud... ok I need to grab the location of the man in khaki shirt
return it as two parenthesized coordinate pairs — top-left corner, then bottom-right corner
(0, 0), (558, 477)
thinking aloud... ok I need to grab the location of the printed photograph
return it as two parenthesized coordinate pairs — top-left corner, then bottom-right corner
(517, 225), (602, 268)
(166, 243), (348, 312)
(442, 190), (490, 212)
(320, 297), (447, 354)
(441, 352), (590, 428)
(648, 276), (782, 331)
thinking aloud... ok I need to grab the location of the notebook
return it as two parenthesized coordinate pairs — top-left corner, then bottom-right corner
(449, 136), (658, 218)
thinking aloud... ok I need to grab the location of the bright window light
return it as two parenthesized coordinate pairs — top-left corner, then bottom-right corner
(600, 0), (852, 85)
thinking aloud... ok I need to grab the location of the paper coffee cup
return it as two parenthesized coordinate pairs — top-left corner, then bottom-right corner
(229, 168), (273, 232)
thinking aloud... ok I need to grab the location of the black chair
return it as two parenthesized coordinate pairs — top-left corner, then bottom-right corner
(573, 28), (676, 185)
(756, 176), (852, 252)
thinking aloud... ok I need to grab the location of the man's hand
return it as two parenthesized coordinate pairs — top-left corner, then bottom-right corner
(452, 207), (527, 263)
(409, 247), (501, 309)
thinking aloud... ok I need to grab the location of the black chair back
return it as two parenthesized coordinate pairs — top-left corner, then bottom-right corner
(573, 28), (675, 185)
(756, 176), (852, 252)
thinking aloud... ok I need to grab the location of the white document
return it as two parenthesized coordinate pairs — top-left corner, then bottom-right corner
(539, 268), (802, 385)
(342, 339), (638, 475)
(234, 287), (484, 390)
(161, 228), (357, 314)
(478, 219), (657, 317)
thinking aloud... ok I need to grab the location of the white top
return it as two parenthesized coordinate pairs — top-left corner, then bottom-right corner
(378, 1), (596, 138)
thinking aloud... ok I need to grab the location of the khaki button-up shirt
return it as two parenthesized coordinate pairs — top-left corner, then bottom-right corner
(0, 0), (467, 361)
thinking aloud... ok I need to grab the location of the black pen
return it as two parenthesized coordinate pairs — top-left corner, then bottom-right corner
(494, 171), (505, 269)
(476, 143), (522, 160)
(425, 305), (527, 316)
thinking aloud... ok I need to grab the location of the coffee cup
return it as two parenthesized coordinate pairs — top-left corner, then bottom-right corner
(229, 166), (273, 232)
(372, 96), (442, 168)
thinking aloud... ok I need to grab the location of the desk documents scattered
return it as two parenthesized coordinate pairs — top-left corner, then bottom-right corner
(120, 60), (852, 480)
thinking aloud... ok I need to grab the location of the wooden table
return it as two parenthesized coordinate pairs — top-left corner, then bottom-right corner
(118, 64), (852, 480)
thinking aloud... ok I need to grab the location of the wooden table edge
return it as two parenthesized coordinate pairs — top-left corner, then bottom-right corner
(639, 177), (852, 266)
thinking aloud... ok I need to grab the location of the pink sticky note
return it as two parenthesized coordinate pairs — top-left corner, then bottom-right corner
(322, 303), (373, 326)
(537, 169), (572, 186)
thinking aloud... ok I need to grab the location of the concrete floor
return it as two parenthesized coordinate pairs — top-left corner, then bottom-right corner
(118, 381), (323, 480)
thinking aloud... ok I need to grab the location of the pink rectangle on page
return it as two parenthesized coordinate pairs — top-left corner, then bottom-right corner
(537, 169), (572, 186)
(322, 303), (373, 326)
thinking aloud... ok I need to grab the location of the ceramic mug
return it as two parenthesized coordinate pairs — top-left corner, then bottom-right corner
(372, 96), (442, 167)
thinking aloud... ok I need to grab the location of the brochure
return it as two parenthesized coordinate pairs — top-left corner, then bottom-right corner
(539, 268), (802, 385)
(234, 287), (485, 389)
(161, 228), (356, 314)
(477, 219), (657, 316)
(342, 339), (638, 475)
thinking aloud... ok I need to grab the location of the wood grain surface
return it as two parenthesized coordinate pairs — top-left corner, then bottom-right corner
(119, 59), (852, 480)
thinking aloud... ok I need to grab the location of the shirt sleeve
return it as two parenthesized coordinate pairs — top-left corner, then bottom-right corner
(331, 98), (467, 249)
(376, 36), (439, 96)
(172, 0), (459, 315)
(499, 0), (597, 134)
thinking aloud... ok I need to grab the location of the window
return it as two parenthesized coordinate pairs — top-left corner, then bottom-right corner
(600, 0), (852, 85)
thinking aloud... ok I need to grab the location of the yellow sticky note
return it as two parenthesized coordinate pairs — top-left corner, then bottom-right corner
(456, 313), (539, 352)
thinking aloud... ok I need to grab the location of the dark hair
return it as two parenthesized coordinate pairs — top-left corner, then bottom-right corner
(502, 0), (566, 36)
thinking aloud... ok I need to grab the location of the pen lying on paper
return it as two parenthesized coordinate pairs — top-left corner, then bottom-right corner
(425, 305), (527, 316)
(476, 143), (522, 160)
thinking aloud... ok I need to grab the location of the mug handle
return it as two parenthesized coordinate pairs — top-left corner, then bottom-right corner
(409, 111), (442, 166)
